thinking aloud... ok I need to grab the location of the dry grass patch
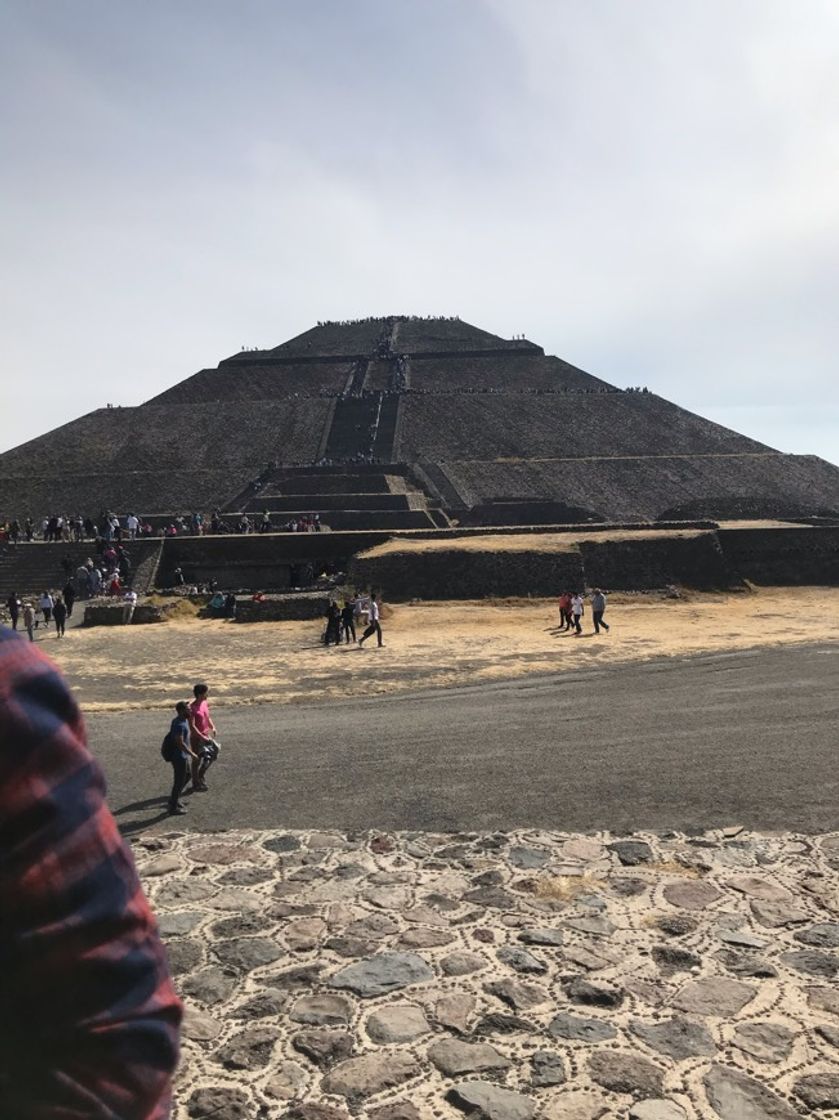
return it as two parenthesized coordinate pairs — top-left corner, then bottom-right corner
(645, 860), (702, 879)
(533, 873), (604, 902)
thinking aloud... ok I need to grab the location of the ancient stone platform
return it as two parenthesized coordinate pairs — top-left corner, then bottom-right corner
(133, 828), (839, 1119)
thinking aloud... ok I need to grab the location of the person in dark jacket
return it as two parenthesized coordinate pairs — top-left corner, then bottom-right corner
(341, 597), (357, 644)
(5, 592), (20, 631)
(53, 596), (67, 638)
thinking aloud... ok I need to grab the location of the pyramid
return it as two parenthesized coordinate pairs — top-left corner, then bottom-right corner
(1, 315), (837, 527)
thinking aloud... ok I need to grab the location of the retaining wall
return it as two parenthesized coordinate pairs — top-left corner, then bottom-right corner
(579, 532), (739, 591)
(348, 530), (743, 600)
(349, 547), (586, 600)
(234, 594), (331, 622)
(157, 532), (392, 590)
(718, 527), (839, 585)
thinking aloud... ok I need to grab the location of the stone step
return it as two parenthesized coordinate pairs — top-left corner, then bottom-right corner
(243, 493), (414, 513)
(0, 540), (162, 601)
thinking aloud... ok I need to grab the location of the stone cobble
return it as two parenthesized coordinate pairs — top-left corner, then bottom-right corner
(131, 828), (839, 1119)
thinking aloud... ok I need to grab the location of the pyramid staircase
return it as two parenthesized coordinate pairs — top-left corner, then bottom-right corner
(0, 539), (163, 602)
(223, 464), (450, 531)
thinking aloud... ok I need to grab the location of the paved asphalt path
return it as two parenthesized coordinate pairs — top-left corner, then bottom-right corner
(85, 644), (839, 836)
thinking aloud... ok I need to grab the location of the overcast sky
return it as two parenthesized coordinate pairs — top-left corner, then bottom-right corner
(2, 0), (837, 463)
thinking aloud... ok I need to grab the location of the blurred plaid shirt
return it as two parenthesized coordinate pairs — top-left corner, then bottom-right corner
(0, 627), (181, 1118)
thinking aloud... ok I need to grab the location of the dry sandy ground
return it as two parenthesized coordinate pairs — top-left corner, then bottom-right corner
(41, 586), (839, 713)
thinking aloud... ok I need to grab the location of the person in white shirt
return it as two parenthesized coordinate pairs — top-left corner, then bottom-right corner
(358, 592), (383, 648)
(122, 589), (138, 624)
(39, 591), (55, 625)
(125, 513), (140, 540)
(571, 592), (585, 636)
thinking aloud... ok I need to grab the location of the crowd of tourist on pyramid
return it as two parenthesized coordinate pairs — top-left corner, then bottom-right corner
(0, 511), (151, 543)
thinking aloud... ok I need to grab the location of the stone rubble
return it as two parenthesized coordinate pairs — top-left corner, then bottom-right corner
(129, 827), (839, 1119)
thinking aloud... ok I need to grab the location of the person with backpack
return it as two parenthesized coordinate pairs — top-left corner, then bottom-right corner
(161, 701), (195, 815)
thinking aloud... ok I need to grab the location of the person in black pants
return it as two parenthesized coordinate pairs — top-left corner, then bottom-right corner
(6, 592), (20, 630)
(324, 601), (342, 645)
(359, 593), (383, 648)
(53, 596), (67, 638)
(162, 701), (195, 815)
(341, 598), (357, 644)
(591, 588), (610, 634)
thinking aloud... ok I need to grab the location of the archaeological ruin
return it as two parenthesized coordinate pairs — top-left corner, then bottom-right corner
(1, 315), (838, 599)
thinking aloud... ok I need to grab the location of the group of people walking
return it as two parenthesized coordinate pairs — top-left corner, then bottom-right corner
(160, 683), (221, 816)
(557, 588), (610, 635)
(323, 592), (384, 648)
(6, 588), (75, 640)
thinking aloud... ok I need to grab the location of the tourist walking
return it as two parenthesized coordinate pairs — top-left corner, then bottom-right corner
(39, 590), (54, 625)
(63, 579), (76, 617)
(161, 701), (194, 815)
(188, 682), (220, 792)
(53, 596), (67, 638)
(122, 588), (138, 624)
(571, 592), (585, 636)
(324, 600), (342, 645)
(6, 592), (20, 630)
(359, 592), (383, 648)
(341, 597), (357, 643)
(23, 601), (35, 641)
(558, 591), (572, 631)
(591, 588), (610, 634)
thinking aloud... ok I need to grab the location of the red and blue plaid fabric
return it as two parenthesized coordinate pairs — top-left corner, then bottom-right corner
(0, 627), (182, 1118)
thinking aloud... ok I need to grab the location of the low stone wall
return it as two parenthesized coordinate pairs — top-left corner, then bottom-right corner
(83, 601), (170, 626)
(234, 593), (330, 622)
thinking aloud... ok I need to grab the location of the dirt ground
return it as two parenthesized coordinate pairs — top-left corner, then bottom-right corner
(38, 585), (839, 713)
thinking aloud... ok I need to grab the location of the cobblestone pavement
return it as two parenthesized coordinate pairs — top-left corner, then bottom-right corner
(134, 828), (839, 1120)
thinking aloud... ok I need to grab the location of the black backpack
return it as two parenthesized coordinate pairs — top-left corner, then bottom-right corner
(161, 735), (176, 762)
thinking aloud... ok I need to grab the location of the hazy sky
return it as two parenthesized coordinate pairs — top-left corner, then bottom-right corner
(2, 1), (838, 463)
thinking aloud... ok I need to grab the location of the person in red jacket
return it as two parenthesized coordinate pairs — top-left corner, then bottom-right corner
(558, 591), (573, 631)
(0, 625), (182, 1118)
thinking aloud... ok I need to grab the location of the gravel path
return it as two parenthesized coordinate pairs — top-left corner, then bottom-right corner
(89, 645), (839, 835)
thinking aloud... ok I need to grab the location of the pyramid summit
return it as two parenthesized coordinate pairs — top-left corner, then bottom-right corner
(1, 314), (837, 528)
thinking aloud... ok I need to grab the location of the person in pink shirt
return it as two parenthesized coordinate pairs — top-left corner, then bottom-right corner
(187, 682), (220, 792)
